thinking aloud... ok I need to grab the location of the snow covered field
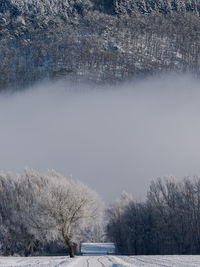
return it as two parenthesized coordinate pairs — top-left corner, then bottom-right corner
(1, 255), (200, 267)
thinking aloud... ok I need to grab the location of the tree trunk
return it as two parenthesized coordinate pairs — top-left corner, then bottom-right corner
(65, 235), (74, 258)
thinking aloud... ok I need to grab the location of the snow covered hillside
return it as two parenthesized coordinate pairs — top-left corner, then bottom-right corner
(1, 0), (200, 89)
(1, 255), (200, 267)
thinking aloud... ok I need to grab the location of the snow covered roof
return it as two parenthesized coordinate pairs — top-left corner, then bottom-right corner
(81, 243), (115, 254)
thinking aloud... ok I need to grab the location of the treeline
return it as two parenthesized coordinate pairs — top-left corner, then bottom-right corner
(0, 170), (103, 257)
(2, 170), (200, 256)
(107, 177), (200, 255)
(1, 0), (200, 89)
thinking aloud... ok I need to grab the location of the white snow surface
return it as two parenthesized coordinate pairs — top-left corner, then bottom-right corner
(1, 255), (200, 267)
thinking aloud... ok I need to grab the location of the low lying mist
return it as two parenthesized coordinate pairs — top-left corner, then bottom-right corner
(1, 74), (200, 202)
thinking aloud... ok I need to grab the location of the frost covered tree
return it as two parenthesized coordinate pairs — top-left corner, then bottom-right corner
(0, 170), (46, 255)
(107, 176), (200, 255)
(0, 170), (103, 257)
(31, 171), (103, 257)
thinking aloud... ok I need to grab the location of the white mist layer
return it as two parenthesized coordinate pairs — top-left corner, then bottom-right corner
(1, 74), (200, 202)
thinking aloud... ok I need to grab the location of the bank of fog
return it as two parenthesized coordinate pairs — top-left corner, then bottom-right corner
(0, 74), (200, 203)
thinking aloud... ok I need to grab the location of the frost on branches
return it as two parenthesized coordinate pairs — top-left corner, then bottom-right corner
(0, 170), (103, 257)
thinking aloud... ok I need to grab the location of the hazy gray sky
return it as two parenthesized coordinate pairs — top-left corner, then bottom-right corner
(1, 74), (200, 202)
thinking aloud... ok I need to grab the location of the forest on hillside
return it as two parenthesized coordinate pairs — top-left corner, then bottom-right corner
(1, 0), (200, 89)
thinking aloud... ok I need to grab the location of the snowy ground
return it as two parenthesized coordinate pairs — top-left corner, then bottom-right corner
(1, 255), (200, 267)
